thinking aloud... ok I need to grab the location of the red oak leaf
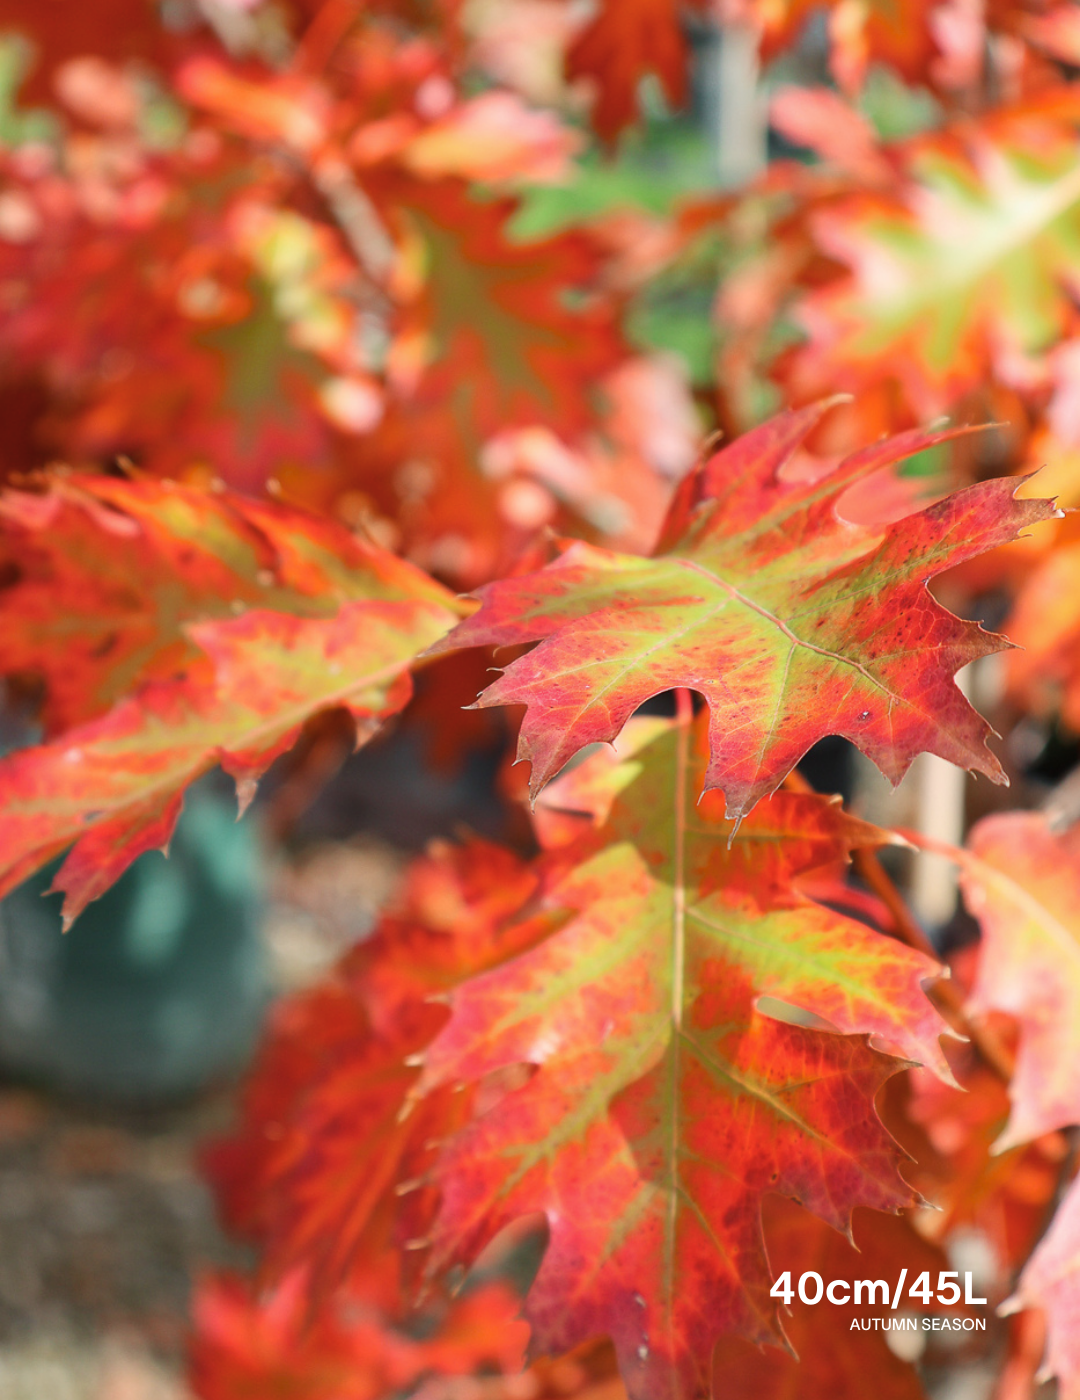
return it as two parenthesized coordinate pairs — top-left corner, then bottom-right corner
(203, 838), (546, 1291)
(783, 98), (1080, 420)
(1005, 536), (1080, 730)
(272, 179), (663, 586)
(414, 712), (947, 1400)
(899, 1048), (1066, 1274)
(1003, 1170), (1080, 1400)
(390, 181), (628, 440)
(0, 594), (455, 924)
(0, 137), (359, 494)
(755, 0), (937, 92)
(437, 402), (1057, 820)
(711, 1197), (946, 1400)
(0, 473), (449, 733)
(951, 812), (1080, 1149)
(189, 1267), (528, 1400)
(565, 0), (701, 140)
(768, 85), (893, 183)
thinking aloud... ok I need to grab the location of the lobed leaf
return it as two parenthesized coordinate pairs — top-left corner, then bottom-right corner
(438, 403), (1058, 819)
(204, 839), (546, 1291)
(190, 1266), (528, 1400)
(952, 811), (1080, 1149)
(0, 597), (455, 924)
(900, 1050), (1065, 1270)
(712, 1198), (945, 1400)
(415, 713), (949, 1400)
(565, 0), (698, 140)
(758, 0), (937, 91)
(0, 471), (458, 920)
(1004, 538), (1080, 729)
(1004, 1171), (1080, 1400)
(788, 99), (1080, 416)
(0, 473), (449, 733)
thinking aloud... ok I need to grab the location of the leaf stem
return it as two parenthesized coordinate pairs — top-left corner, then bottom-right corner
(855, 847), (1016, 1081)
(781, 769), (1015, 1082)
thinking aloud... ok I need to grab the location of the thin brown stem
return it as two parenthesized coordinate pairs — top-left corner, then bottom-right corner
(311, 156), (396, 284)
(781, 769), (1016, 1082)
(855, 846), (937, 956)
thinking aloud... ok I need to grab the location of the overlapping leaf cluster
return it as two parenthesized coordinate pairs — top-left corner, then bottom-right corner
(0, 3), (693, 585)
(3, 2), (1080, 1399)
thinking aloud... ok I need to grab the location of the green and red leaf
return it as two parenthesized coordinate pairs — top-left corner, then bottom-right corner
(0, 471), (459, 921)
(1004, 1171), (1080, 1400)
(414, 713), (949, 1400)
(438, 403), (1056, 819)
(0, 595), (453, 923)
(0, 473), (450, 733)
(952, 811), (1080, 1149)
(785, 98), (1080, 417)
(204, 838), (545, 1290)
(712, 1198), (944, 1400)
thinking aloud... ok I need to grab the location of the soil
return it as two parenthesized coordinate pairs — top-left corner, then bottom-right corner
(0, 1085), (244, 1400)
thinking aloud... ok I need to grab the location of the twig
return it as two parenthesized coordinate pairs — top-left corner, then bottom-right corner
(311, 156), (396, 285)
(781, 769), (1015, 1081)
(200, 0), (396, 287)
(853, 845), (937, 958)
(860, 855), (1016, 1080)
(1041, 761), (1080, 833)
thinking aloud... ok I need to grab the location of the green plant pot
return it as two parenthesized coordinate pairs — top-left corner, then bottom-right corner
(0, 782), (269, 1102)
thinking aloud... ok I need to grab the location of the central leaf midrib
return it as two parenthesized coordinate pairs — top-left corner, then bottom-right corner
(663, 708), (689, 1343)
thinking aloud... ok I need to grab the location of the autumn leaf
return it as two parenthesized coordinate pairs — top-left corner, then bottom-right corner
(769, 85), (893, 183)
(392, 182), (627, 440)
(0, 593), (455, 925)
(437, 402), (1056, 819)
(559, 0), (937, 138)
(1004, 537), (1080, 728)
(711, 1198), (945, 1400)
(755, 0), (937, 92)
(176, 57), (330, 154)
(0, 473), (449, 733)
(1003, 1171), (1080, 1400)
(898, 1054), (1066, 1264)
(786, 98), (1080, 418)
(0, 146), (360, 491)
(414, 712), (947, 1400)
(0, 467), (460, 921)
(190, 1267), (528, 1400)
(7, 7), (1080, 1400)
(395, 92), (583, 186)
(564, 0), (699, 140)
(946, 812), (1080, 1150)
(203, 838), (546, 1289)
(326, 180), (644, 584)
(0, 32), (672, 588)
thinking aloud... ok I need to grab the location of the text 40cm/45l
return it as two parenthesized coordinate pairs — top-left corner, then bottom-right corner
(770, 1270), (987, 1307)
